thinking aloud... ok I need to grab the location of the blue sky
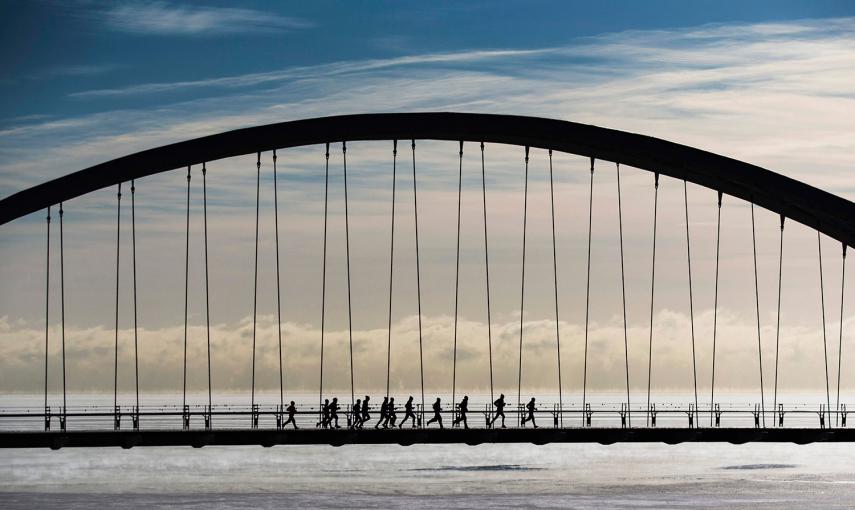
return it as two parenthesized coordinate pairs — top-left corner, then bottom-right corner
(1, 2), (853, 393)
(2, 1), (853, 121)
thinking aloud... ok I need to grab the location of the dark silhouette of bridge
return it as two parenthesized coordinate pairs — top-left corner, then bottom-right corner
(0, 113), (851, 449)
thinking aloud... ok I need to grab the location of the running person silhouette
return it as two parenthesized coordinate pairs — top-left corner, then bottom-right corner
(400, 396), (417, 428)
(489, 393), (507, 428)
(387, 397), (397, 428)
(361, 396), (371, 429)
(376, 396), (389, 429)
(521, 397), (538, 428)
(284, 400), (298, 429)
(453, 395), (469, 429)
(351, 399), (362, 429)
(329, 398), (341, 428)
(320, 398), (330, 428)
(426, 397), (443, 428)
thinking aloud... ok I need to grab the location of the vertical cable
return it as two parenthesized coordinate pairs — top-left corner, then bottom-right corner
(646, 173), (659, 426)
(44, 206), (50, 416)
(202, 165), (212, 414)
(517, 147), (530, 418)
(182, 169), (190, 412)
(452, 141), (463, 412)
(131, 182), (139, 414)
(115, 183), (122, 415)
(60, 204), (66, 414)
(343, 142), (355, 408)
(386, 141), (398, 399)
(837, 245), (847, 426)
(272, 151), (284, 409)
(710, 192), (722, 426)
(480, 142), (495, 407)
(548, 150), (563, 426)
(617, 164), (631, 427)
(818, 231), (832, 426)
(582, 158), (594, 424)
(683, 181), (699, 425)
(750, 203), (766, 427)
(773, 216), (784, 425)
(319, 144), (330, 423)
(251, 154), (260, 412)
(411, 140), (425, 424)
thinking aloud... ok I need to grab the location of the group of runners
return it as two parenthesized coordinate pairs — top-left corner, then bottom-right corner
(303, 394), (540, 430)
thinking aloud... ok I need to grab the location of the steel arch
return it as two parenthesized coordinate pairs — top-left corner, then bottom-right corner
(1, 112), (852, 246)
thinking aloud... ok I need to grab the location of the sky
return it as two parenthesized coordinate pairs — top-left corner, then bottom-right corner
(0, 1), (854, 398)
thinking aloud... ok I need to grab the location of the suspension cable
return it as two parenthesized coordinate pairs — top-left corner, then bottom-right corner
(319, 144), (330, 423)
(818, 231), (831, 426)
(44, 206), (50, 415)
(115, 182), (122, 415)
(343, 142), (355, 408)
(548, 150), (563, 426)
(386, 141), (397, 399)
(452, 141), (463, 411)
(710, 192), (722, 426)
(773, 215), (784, 425)
(251, 153), (260, 412)
(837, 244), (847, 427)
(202, 165), (212, 414)
(182, 169), (190, 412)
(617, 164), (631, 426)
(582, 158), (594, 425)
(131, 181), (139, 414)
(646, 173), (659, 426)
(683, 181), (699, 424)
(60, 203), (66, 414)
(750, 203), (766, 427)
(480, 142), (495, 407)
(517, 146), (530, 418)
(411, 140), (425, 424)
(272, 151), (284, 409)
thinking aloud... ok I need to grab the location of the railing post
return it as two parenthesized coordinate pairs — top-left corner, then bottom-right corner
(777, 404), (784, 427)
(204, 405), (211, 430)
(44, 406), (50, 431)
(132, 405), (139, 431)
(585, 403), (592, 427)
(714, 404), (721, 428)
(182, 404), (190, 430)
(251, 404), (259, 429)
(114, 405), (121, 430)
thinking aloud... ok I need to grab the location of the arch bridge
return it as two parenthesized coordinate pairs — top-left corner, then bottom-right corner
(0, 113), (852, 448)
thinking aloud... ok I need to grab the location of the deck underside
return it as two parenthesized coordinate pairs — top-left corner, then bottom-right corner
(2, 427), (852, 449)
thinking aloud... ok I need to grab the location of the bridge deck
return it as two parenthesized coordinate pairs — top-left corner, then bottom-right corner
(2, 427), (852, 449)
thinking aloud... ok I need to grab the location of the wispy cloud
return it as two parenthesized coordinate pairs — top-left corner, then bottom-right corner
(98, 1), (312, 36)
(69, 49), (549, 99)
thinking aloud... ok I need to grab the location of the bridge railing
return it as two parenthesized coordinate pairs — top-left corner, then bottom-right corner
(1, 402), (846, 432)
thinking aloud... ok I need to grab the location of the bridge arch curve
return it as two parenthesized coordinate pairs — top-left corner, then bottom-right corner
(1, 112), (852, 246)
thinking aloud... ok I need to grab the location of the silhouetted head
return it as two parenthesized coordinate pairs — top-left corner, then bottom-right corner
(383, 396), (388, 402)
(290, 401), (295, 405)
(435, 397), (441, 403)
(355, 399), (361, 405)
(332, 398), (338, 403)
(364, 395), (370, 402)
(463, 396), (468, 401)
(408, 396), (413, 402)
(324, 399), (329, 404)
(500, 393), (505, 398)
(530, 397), (536, 403)
(389, 397), (395, 403)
